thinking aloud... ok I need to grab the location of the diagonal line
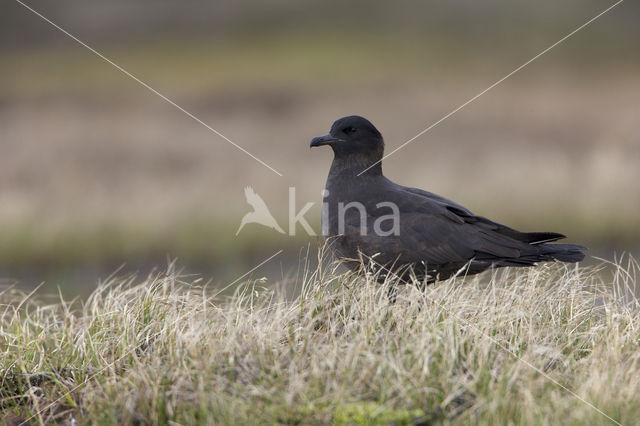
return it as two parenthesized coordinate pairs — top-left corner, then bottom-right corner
(212, 249), (284, 298)
(18, 249), (283, 425)
(358, 0), (625, 176)
(424, 292), (622, 425)
(13, 0), (283, 177)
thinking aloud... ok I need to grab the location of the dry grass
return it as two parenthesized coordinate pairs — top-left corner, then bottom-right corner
(1, 253), (639, 425)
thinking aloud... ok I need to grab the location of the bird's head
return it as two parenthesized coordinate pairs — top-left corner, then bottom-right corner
(310, 116), (384, 161)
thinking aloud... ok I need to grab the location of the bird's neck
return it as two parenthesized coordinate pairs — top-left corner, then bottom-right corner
(329, 154), (383, 178)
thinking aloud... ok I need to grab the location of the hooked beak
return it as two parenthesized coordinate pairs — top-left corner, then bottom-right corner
(310, 134), (341, 148)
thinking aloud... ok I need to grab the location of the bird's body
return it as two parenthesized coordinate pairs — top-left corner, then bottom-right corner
(311, 116), (586, 283)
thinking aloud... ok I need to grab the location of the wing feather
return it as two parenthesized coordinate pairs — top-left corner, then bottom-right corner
(244, 186), (270, 212)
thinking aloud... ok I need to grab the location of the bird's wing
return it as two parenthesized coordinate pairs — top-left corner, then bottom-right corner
(392, 182), (565, 244)
(352, 183), (543, 266)
(396, 184), (474, 216)
(244, 186), (270, 212)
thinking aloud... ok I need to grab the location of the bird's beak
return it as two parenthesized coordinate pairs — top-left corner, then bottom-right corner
(310, 134), (340, 148)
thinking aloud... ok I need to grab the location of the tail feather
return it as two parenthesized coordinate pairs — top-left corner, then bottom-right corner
(540, 243), (587, 263)
(521, 232), (565, 244)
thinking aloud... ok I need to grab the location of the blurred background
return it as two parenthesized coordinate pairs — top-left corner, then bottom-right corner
(1, 0), (639, 297)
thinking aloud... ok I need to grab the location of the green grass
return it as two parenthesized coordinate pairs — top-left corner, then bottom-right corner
(1, 252), (639, 424)
(0, 33), (444, 99)
(2, 30), (635, 100)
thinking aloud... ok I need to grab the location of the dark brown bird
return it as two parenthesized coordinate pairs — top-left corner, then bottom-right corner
(311, 115), (586, 283)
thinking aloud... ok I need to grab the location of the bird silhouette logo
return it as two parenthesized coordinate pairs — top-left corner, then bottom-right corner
(236, 186), (285, 235)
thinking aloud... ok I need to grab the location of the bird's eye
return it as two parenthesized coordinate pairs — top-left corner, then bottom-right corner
(342, 126), (357, 134)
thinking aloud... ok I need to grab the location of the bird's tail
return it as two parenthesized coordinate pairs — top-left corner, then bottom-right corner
(540, 243), (587, 263)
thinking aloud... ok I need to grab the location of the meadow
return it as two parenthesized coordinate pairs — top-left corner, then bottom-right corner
(1, 253), (639, 424)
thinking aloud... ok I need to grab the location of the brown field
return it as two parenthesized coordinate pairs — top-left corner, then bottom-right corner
(1, 33), (639, 292)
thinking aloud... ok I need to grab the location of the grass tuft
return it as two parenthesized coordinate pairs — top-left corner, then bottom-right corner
(1, 254), (639, 425)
